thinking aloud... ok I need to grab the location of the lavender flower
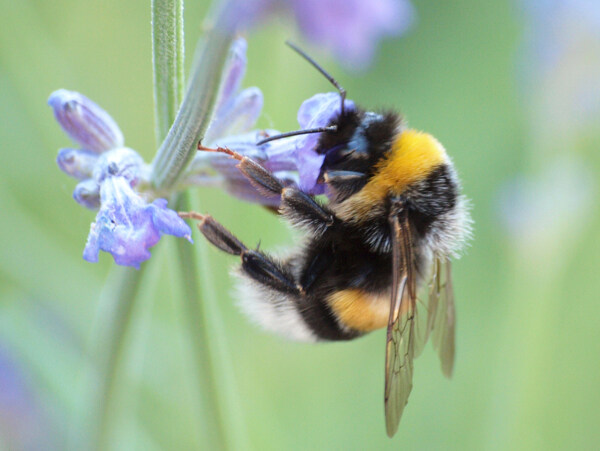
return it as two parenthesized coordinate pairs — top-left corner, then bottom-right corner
(232, 0), (415, 68)
(185, 40), (355, 205)
(290, 0), (414, 67)
(50, 38), (357, 267)
(48, 90), (124, 153)
(291, 92), (355, 191)
(204, 39), (264, 144)
(49, 89), (191, 268)
(83, 176), (191, 269)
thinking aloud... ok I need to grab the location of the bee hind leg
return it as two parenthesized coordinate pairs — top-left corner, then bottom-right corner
(180, 212), (302, 295)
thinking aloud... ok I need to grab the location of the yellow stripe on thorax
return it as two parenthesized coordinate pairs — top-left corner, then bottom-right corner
(328, 289), (390, 332)
(335, 130), (447, 222)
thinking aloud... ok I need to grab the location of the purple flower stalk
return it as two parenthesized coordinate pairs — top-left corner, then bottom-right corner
(230, 0), (415, 68)
(290, 0), (414, 67)
(49, 89), (191, 268)
(185, 40), (355, 205)
(50, 38), (360, 268)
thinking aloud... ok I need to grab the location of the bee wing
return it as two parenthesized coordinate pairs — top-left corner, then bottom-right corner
(411, 269), (433, 359)
(429, 258), (456, 378)
(384, 209), (417, 437)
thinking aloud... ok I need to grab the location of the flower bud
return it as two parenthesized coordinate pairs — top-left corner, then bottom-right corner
(56, 148), (98, 179)
(73, 179), (100, 209)
(48, 89), (124, 152)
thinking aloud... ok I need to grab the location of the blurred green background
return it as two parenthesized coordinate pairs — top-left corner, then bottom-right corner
(1, 0), (599, 450)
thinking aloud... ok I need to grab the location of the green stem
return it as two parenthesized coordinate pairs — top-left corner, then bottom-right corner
(79, 265), (145, 450)
(175, 192), (235, 449)
(151, 0), (185, 144)
(150, 3), (235, 190)
(176, 191), (249, 450)
(151, 1), (244, 448)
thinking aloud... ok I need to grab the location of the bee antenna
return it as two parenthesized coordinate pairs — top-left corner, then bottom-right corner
(256, 125), (337, 146)
(285, 40), (347, 116)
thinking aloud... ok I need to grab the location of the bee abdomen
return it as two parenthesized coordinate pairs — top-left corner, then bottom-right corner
(235, 269), (361, 342)
(327, 289), (390, 332)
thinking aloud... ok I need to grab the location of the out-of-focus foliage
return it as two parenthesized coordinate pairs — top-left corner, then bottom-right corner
(0, 0), (598, 449)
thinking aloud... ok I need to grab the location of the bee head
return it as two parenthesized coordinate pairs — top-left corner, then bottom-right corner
(318, 110), (403, 202)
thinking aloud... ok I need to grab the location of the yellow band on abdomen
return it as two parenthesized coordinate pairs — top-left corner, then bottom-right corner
(328, 289), (390, 332)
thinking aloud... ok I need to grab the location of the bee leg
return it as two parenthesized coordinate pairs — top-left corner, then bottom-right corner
(198, 145), (336, 234)
(241, 250), (301, 295)
(279, 188), (334, 234)
(240, 156), (335, 232)
(180, 212), (302, 295)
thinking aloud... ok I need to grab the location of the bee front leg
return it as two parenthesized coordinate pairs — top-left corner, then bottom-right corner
(199, 145), (337, 235)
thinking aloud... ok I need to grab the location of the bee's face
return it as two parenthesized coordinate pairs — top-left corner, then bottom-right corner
(316, 110), (402, 202)
(319, 110), (400, 173)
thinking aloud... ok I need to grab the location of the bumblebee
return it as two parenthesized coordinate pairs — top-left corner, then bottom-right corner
(182, 43), (471, 437)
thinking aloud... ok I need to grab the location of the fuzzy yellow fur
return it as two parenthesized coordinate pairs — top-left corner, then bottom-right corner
(334, 130), (447, 222)
(328, 289), (390, 332)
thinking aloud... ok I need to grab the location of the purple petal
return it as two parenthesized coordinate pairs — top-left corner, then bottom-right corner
(149, 198), (195, 240)
(263, 137), (302, 172)
(210, 132), (268, 177)
(294, 93), (354, 171)
(205, 38), (264, 144)
(48, 90), (124, 152)
(191, 131), (270, 183)
(83, 176), (192, 269)
(57, 148), (99, 179)
(204, 94), (356, 195)
(296, 148), (325, 192)
(297, 92), (355, 129)
(73, 179), (100, 209)
(226, 0), (279, 30)
(291, 0), (414, 68)
(215, 38), (248, 113)
(294, 93), (355, 190)
(211, 129), (272, 155)
(93, 147), (146, 185)
(205, 87), (264, 144)
(224, 170), (298, 207)
(230, 0), (413, 68)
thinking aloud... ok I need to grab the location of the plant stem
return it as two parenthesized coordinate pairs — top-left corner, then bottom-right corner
(150, 3), (235, 190)
(176, 192), (247, 450)
(151, 1), (245, 448)
(151, 0), (185, 144)
(81, 265), (145, 450)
